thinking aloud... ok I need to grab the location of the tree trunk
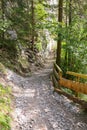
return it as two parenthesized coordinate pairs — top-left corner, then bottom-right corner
(56, 0), (63, 66)
(69, 0), (72, 25)
(31, 0), (35, 50)
(1, 0), (5, 42)
(64, 0), (68, 69)
(68, 0), (72, 69)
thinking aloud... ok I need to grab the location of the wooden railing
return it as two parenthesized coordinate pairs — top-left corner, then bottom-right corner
(52, 63), (87, 108)
(66, 71), (87, 80)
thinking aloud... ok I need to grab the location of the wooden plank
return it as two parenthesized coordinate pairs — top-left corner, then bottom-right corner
(66, 71), (87, 79)
(54, 88), (87, 109)
(59, 77), (87, 95)
(52, 75), (59, 88)
(54, 63), (62, 77)
(53, 68), (59, 81)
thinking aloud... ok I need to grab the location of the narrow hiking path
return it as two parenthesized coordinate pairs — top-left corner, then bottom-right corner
(6, 60), (87, 130)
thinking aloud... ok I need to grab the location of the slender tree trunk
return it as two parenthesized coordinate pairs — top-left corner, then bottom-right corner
(1, 0), (5, 42)
(64, 0), (68, 69)
(56, 0), (63, 66)
(31, 0), (35, 50)
(69, 0), (72, 25)
(68, 0), (72, 68)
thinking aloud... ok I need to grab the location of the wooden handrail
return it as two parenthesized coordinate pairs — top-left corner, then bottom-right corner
(59, 77), (87, 94)
(53, 68), (59, 81)
(54, 63), (62, 76)
(66, 71), (87, 79)
(52, 64), (87, 107)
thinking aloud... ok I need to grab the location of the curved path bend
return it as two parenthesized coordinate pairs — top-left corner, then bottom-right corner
(7, 61), (87, 130)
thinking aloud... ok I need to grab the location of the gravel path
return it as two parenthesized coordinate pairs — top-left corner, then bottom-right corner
(7, 61), (87, 130)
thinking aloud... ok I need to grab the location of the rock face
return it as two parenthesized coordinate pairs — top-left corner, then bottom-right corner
(6, 60), (87, 130)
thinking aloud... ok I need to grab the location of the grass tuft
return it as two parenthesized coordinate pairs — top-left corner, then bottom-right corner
(0, 84), (11, 130)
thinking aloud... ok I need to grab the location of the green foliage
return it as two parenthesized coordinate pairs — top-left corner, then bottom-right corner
(36, 42), (42, 51)
(0, 19), (11, 33)
(61, 87), (73, 95)
(0, 84), (11, 130)
(35, 3), (47, 21)
(79, 94), (87, 101)
(60, 17), (87, 74)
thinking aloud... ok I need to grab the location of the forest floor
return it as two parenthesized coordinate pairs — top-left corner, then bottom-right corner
(5, 59), (87, 130)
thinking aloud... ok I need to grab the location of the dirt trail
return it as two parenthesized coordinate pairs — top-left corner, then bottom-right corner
(7, 60), (87, 130)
